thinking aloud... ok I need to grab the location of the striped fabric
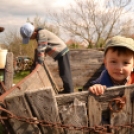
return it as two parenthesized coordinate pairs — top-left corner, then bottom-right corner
(37, 29), (69, 60)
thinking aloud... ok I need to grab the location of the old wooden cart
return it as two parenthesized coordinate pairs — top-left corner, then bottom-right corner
(0, 50), (134, 134)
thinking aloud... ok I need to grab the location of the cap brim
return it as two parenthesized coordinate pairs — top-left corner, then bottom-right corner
(105, 44), (134, 52)
(22, 38), (30, 44)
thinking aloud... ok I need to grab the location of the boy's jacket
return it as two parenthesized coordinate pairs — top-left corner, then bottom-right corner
(91, 69), (134, 87)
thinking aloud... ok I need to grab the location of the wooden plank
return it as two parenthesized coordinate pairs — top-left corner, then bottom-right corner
(6, 65), (53, 98)
(48, 64), (103, 71)
(4, 52), (13, 90)
(56, 85), (134, 133)
(59, 98), (88, 134)
(43, 62), (59, 93)
(69, 50), (104, 59)
(5, 94), (41, 134)
(110, 88), (132, 134)
(56, 91), (89, 106)
(4, 65), (54, 133)
(25, 88), (63, 134)
(88, 96), (102, 127)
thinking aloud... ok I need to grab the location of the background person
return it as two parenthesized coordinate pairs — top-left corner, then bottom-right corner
(20, 23), (74, 93)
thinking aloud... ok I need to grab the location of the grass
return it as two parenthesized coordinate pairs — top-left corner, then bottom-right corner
(13, 70), (31, 84)
(0, 124), (5, 134)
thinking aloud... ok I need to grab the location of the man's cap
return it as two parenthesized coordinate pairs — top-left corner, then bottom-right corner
(0, 27), (4, 32)
(20, 23), (34, 44)
(105, 36), (134, 52)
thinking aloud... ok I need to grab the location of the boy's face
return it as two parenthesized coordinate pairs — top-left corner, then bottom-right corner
(104, 48), (134, 83)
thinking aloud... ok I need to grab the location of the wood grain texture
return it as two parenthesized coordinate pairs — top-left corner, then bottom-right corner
(59, 98), (88, 134)
(25, 88), (63, 134)
(88, 96), (102, 127)
(110, 88), (132, 134)
(4, 52), (13, 90)
(5, 94), (41, 134)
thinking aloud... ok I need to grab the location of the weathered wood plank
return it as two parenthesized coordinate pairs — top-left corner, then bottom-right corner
(4, 65), (54, 133)
(110, 88), (132, 134)
(25, 88), (63, 134)
(47, 63), (103, 71)
(56, 85), (128, 107)
(88, 96), (102, 127)
(59, 98), (88, 134)
(4, 52), (13, 90)
(43, 62), (59, 93)
(56, 85), (134, 134)
(6, 65), (53, 98)
(5, 94), (41, 134)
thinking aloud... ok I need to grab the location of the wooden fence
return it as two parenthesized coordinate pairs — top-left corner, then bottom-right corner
(4, 65), (134, 134)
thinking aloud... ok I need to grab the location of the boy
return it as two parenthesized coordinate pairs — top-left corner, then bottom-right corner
(89, 36), (134, 96)
(20, 23), (74, 93)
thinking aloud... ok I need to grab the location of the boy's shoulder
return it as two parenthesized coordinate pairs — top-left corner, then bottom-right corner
(92, 69), (113, 87)
(127, 72), (134, 85)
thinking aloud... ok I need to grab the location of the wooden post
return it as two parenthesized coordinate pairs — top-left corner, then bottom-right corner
(4, 52), (13, 90)
(25, 88), (63, 134)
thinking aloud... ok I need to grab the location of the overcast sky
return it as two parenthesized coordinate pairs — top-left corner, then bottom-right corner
(0, 0), (134, 44)
(0, 0), (74, 27)
(0, 0), (75, 43)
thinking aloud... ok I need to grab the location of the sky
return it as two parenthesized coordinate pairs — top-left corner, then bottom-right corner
(0, 0), (74, 27)
(0, 0), (74, 44)
(0, 0), (134, 44)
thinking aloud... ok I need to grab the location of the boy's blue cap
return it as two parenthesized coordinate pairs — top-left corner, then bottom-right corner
(20, 23), (34, 44)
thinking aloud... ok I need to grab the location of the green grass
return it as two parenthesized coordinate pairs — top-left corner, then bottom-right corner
(13, 70), (31, 84)
(0, 124), (5, 134)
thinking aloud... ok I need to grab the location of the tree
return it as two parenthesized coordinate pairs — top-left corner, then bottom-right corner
(48, 0), (134, 48)
(2, 15), (60, 59)
(27, 15), (60, 36)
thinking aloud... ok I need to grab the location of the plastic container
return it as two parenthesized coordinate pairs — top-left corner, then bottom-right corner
(0, 49), (7, 69)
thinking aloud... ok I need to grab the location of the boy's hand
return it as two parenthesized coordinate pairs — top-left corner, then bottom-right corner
(88, 84), (106, 96)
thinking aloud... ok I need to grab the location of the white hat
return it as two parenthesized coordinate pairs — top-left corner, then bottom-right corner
(20, 23), (34, 44)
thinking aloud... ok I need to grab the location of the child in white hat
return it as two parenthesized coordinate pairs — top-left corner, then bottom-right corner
(20, 23), (74, 93)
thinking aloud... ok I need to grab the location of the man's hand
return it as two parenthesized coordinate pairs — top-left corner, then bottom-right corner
(0, 27), (4, 32)
(88, 84), (106, 96)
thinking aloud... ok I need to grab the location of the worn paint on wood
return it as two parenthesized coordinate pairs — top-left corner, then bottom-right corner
(5, 94), (41, 134)
(25, 88), (62, 134)
(4, 52), (13, 90)
(110, 88), (132, 134)
(88, 96), (102, 127)
(59, 98), (88, 134)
